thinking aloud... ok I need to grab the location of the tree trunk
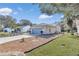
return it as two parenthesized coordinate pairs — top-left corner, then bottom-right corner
(75, 19), (79, 36)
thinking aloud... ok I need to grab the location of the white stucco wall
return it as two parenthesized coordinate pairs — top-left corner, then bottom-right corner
(56, 25), (61, 33)
(21, 25), (31, 32)
(31, 27), (57, 35)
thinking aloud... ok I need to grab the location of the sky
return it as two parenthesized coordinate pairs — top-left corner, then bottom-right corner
(0, 3), (64, 24)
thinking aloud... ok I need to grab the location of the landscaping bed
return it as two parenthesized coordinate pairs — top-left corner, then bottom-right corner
(0, 34), (60, 56)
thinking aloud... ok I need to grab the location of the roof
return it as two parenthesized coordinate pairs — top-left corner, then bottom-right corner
(31, 24), (55, 29)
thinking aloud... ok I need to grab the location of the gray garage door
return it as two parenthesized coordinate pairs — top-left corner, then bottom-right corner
(31, 28), (42, 35)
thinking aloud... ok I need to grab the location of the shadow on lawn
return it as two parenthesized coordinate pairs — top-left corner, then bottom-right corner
(30, 33), (60, 39)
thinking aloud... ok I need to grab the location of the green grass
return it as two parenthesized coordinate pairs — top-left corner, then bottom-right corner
(26, 33), (79, 56)
(0, 32), (10, 37)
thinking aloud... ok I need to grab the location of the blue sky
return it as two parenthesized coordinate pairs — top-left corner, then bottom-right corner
(0, 3), (64, 24)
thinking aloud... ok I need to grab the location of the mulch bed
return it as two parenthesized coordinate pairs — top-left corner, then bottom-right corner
(0, 35), (61, 54)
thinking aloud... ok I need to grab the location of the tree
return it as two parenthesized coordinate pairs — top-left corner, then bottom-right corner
(38, 3), (79, 34)
(0, 15), (17, 29)
(20, 19), (32, 26)
(39, 4), (79, 16)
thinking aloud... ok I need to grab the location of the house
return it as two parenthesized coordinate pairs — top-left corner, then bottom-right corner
(21, 25), (31, 33)
(30, 24), (61, 35)
(3, 25), (31, 33)
(3, 28), (12, 33)
(55, 24), (61, 33)
(2, 24), (61, 35)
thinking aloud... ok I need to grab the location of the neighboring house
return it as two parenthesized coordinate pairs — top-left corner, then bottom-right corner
(3, 28), (12, 33)
(30, 24), (61, 35)
(3, 25), (31, 33)
(21, 25), (31, 33)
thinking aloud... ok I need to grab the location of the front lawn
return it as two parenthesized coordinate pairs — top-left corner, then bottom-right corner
(26, 33), (79, 56)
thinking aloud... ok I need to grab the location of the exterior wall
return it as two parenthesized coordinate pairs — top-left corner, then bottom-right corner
(51, 27), (57, 33)
(21, 25), (31, 33)
(3, 28), (12, 33)
(42, 27), (56, 34)
(30, 24), (62, 35)
(30, 27), (57, 35)
(56, 25), (61, 33)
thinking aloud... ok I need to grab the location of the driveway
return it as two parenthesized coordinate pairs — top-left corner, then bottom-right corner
(0, 35), (33, 44)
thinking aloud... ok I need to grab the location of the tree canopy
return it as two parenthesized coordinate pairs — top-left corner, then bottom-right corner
(38, 3), (79, 33)
(0, 15), (17, 29)
(20, 19), (32, 26)
(39, 3), (79, 17)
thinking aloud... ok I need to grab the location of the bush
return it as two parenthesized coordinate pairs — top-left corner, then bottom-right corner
(0, 32), (10, 37)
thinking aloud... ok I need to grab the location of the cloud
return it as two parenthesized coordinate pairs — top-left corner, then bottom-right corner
(61, 15), (64, 18)
(0, 8), (12, 15)
(13, 11), (18, 15)
(39, 14), (53, 19)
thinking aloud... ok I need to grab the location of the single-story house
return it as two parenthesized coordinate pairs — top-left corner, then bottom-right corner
(2, 24), (61, 35)
(2, 25), (31, 33)
(3, 28), (13, 33)
(55, 24), (61, 33)
(30, 24), (61, 35)
(21, 25), (31, 33)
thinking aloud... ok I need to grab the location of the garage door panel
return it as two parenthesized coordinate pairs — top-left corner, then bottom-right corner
(31, 28), (42, 35)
